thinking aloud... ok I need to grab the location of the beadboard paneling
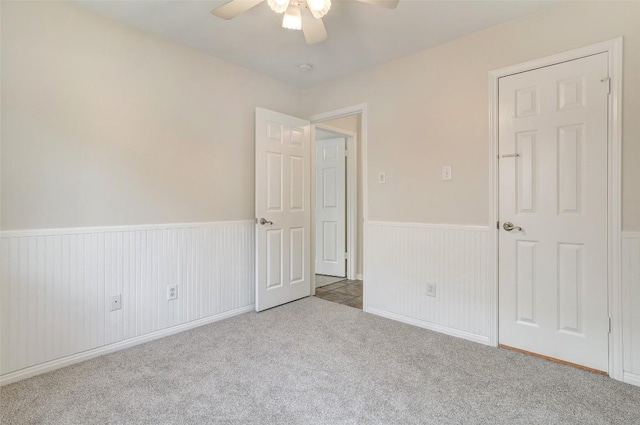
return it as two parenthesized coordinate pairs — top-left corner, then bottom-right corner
(365, 222), (491, 344)
(0, 221), (254, 382)
(622, 231), (640, 383)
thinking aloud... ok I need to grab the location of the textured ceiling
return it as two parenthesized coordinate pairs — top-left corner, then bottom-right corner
(77, 0), (556, 88)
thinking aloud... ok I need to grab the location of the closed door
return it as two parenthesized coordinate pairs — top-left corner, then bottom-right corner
(315, 138), (346, 277)
(255, 108), (311, 312)
(498, 53), (609, 371)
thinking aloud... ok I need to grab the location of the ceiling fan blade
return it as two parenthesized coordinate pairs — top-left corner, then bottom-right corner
(355, 0), (399, 9)
(211, 0), (264, 20)
(301, 8), (328, 44)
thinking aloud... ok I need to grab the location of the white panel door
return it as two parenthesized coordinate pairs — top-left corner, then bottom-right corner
(255, 108), (311, 312)
(498, 53), (609, 371)
(315, 138), (346, 277)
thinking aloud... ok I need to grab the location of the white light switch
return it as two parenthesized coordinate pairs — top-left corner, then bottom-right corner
(378, 172), (386, 184)
(441, 165), (452, 181)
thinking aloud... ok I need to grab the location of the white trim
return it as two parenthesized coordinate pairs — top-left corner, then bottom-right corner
(0, 220), (254, 238)
(309, 104), (368, 123)
(622, 231), (640, 239)
(488, 38), (624, 380)
(313, 123), (359, 281)
(367, 221), (489, 232)
(366, 307), (491, 346)
(309, 103), (368, 298)
(623, 372), (640, 387)
(0, 305), (253, 387)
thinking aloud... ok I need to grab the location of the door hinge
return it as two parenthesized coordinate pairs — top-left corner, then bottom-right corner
(496, 221), (500, 230)
(601, 77), (611, 95)
(344, 252), (348, 260)
(608, 317), (612, 333)
(345, 150), (348, 158)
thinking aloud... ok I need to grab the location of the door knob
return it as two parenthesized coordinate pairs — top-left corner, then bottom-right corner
(503, 222), (522, 232)
(259, 218), (273, 225)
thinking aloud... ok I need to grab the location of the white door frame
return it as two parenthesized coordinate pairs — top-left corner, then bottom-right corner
(308, 104), (368, 300)
(313, 124), (356, 280)
(488, 38), (623, 380)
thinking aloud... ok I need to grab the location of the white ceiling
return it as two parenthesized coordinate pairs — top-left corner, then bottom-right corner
(76, 0), (556, 88)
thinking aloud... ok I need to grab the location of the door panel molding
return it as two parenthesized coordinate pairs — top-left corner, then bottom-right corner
(489, 38), (623, 380)
(315, 137), (347, 277)
(255, 108), (311, 312)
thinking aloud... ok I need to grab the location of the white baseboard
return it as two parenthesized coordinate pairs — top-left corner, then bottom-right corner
(356, 274), (363, 281)
(365, 306), (491, 346)
(623, 372), (640, 387)
(0, 305), (253, 387)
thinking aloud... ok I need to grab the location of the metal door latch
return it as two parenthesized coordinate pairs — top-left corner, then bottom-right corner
(503, 222), (522, 232)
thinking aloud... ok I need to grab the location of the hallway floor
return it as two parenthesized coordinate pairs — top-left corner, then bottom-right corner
(314, 280), (363, 309)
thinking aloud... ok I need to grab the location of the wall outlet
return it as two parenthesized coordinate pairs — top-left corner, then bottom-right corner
(427, 284), (437, 298)
(167, 285), (178, 301)
(378, 172), (386, 184)
(110, 294), (122, 311)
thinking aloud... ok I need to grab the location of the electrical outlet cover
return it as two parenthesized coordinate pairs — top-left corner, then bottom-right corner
(167, 285), (178, 301)
(111, 294), (122, 311)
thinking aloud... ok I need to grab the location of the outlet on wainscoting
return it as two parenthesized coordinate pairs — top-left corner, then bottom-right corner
(110, 294), (122, 311)
(427, 284), (437, 298)
(167, 285), (178, 301)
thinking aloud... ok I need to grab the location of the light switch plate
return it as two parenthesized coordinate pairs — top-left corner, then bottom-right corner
(441, 165), (452, 181)
(378, 172), (386, 184)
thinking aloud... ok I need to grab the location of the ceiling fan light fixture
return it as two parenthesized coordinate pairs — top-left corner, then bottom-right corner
(282, 5), (302, 30)
(267, 0), (290, 13)
(307, 0), (331, 19)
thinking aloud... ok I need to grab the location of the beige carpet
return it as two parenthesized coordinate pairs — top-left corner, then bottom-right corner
(1, 297), (639, 424)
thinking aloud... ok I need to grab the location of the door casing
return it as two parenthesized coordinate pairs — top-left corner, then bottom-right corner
(308, 105), (368, 304)
(488, 38), (623, 380)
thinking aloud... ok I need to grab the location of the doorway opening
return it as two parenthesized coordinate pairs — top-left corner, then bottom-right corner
(309, 106), (366, 310)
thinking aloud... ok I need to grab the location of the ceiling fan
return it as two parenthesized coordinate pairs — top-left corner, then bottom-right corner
(211, 0), (400, 45)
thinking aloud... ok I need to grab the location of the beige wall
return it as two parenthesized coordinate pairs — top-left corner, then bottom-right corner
(302, 1), (640, 231)
(319, 115), (363, 276)
(0, 1), (302, 230)
(3, 2), (639, 232)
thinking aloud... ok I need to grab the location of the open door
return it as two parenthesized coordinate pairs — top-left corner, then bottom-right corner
(255, 108), (311, 312)
(315, 137), (347, 277)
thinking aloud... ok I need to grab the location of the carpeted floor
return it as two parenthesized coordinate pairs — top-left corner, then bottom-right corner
(1, 297), (639, 424)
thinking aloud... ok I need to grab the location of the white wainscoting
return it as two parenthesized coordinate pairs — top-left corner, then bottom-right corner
(365, 221), (491, 345)
(0, 220), (255, 385)
(622, 231), (640, 386)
